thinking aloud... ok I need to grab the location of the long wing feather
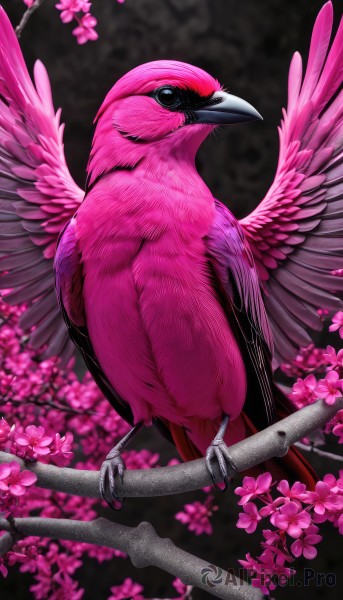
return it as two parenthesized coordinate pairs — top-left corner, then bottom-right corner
(206, 200), (276, 429)
(240, 1), (343, 365)
(0, 7), (84, 362)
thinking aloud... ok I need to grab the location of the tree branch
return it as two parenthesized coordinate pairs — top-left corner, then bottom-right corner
(0, 532), (14, 557)
(0, 516), (261, 600)
(0, 399), (341, 499)
(15, 0), (46, 38)
(295, 441), (343, 462)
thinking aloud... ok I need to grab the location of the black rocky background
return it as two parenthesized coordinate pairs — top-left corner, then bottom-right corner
(1, 1), (342, 599)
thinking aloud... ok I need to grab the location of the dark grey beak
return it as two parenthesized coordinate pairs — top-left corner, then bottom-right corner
(193, 91), (263, 125)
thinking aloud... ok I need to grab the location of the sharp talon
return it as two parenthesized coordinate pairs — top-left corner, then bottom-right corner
(205, 416), (237, 492)
(98, 422), (143, 511)
(99, 451), (126, 510)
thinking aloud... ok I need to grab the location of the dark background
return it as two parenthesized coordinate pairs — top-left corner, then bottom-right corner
(1, 1), (342, 599)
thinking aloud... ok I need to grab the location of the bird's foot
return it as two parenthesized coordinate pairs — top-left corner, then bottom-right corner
(99, 445), (126, 510)
(205, 415), (238, 491)
(99, 422), (143, 510)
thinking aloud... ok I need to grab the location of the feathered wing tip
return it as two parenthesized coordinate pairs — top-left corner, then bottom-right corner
(0, 6), (42, 108)
(287, 1), (342, 119)
(0, 7), (83, 363)
(240, 1), (343, 366)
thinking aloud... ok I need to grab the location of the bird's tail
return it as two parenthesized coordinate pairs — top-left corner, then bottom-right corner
(168, 385), (317, 490)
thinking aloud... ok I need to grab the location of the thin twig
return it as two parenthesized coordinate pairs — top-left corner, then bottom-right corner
(0, 517), (262, 600)
(295, 441), (343, 462)
(0, 399), (341, 499)
(3, 395), (99, 417)
(15, 0), (46, 38)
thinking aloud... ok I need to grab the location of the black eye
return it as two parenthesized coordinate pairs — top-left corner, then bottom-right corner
(156, 87), (179, 108)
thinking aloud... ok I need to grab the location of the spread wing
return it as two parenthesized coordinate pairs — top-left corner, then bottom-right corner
(0, 7), (84, 362)
(205, 200), (276, 429)
(240, 2), (343, 365)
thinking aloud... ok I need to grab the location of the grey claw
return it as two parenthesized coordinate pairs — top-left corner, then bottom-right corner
(205, 437), (237, 492)
(99, 452), (126, 510)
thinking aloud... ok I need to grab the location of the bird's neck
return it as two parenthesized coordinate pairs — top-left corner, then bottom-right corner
(80, 125), (216, 248)
(87, 119), (213, 192)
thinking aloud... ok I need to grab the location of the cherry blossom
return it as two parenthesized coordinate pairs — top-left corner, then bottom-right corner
(276, 480), (308, 501)
(305, 481), (343, 516)
(72, 13), (98, 44)
(172, 578), (189, 597)
(239, 551), (294, 595)
(290, 525), (322, 559)
(108, 578), (144, 600)
(325, 345), (343, 371)
(0, 462), (37, 497)
(0, 418), (12, 447)
(55, 1), (91, 24)
(237, 502), (262, 533)
(19, 0), (125, 45)
(289, 374), (318, 408)
(234, 472), (272, 505)
(330, 410), (343, 442)
(14, 425), (53, 459)
(270, 501), (312, 538)
(50, 432), (74, 466)
(175, 496), (218, 535)
(329, 311), (343, 338)
(0, 556), (8, 578)
(281, 343), (328, 378)
(315, 370), (343, 405)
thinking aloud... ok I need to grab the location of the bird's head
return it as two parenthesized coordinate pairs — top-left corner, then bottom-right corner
(87, 60), (262, 186)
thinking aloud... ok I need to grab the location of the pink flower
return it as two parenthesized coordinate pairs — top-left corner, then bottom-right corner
(325, 410), (343, 442)
(23, 0), (35, 7)
(108, 578), (144, 600)
(290, 525), (322, 559)
(315, 370), (343, 405)
(261, 529), (281, 546)
(234, 472), (272, 505)
(55, 0), (91, 23)
(173, 578), (188, 597)
(271, 501), (311, 538)
(281, 344), (328, 378)
(14, 425), (53, 458)
(72, 13), (98, 44)
(325, 345), (343, 370)
(329, 311), (343, 338)
(239, 551), (294, 595)
(0, 462), (37, 497)
(50, 432), (74, 466)
(322, 473), (343, 495)
(338, 514), (343, 535)
(237, 502), (262, 533)
(289, 374), (317, 408)
(175, 497), (218, 535)
(0, 556), (8, 578)
(0, 418), (13, 447)
(276, 480), (308, 501)
(306, 481), (342, 516)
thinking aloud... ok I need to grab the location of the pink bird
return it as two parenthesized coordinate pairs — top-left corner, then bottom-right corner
(1, 3), (342, 507)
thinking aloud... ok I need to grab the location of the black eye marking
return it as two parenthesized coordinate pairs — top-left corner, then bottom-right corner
(149, 86), (214, 115)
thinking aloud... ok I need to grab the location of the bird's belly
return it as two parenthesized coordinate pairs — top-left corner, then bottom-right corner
(83, 239), (247, 426)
